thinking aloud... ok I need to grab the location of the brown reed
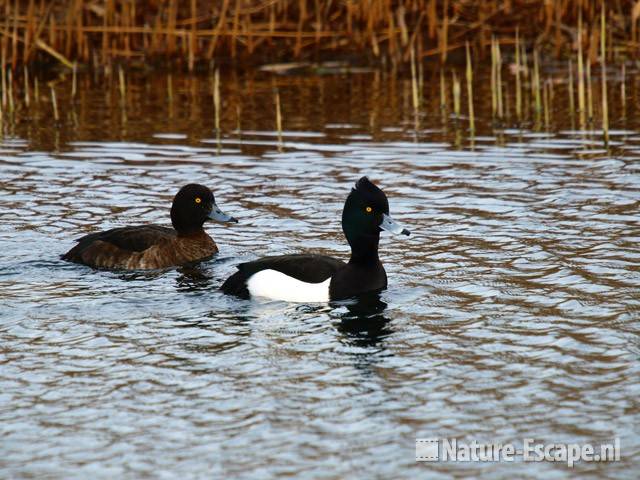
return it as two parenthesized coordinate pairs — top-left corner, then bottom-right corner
(275, 88), (283, 147)
(514, 28), (521, 120)
(1, 47), (6, 109)
(491, 37), (497, 118)
(620, 63), (626, 114)
(601, 3), (609, 145)
(213, 68), (221, 151)
(543, 79), (550, 129)
(0, 1), (638, 69)
(568, 58), (574, 116)
(586, 60), (593, 122)
(49, 84), (58, 121)
(71, 61), (77, 99)
(213, 68), (221, 133)
(410, 45), (419, 112)
(23, 65), (29, 107)
(452, 70), (460, 118)
(118, 65), (125, 100)
(465, 42), (474, 135)
(439, 68), (446, 112)
(577, 11), (586, 130)
(7, 68), (14, 114)
(532, 48), (541, 117)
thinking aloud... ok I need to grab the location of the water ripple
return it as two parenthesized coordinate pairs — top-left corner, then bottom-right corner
(0, 72), (638, 478)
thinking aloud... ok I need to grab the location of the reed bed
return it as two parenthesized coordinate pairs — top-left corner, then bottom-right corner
(0, 1), (638, 70)
(0, 2), (628, 149)
(0, 57), (629, 152)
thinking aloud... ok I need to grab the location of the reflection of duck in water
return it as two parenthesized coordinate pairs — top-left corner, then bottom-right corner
(222, 177), (410, 302)
(175, 264), (214, 292)
(336, 293), (392, 346)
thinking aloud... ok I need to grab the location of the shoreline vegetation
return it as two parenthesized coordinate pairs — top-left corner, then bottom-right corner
(0, 1), (634, 143)
(0, 1), (637, 71)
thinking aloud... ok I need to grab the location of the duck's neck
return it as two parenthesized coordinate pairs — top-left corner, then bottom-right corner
(175, 226), (206, 237)
(348, 232), (380, 265)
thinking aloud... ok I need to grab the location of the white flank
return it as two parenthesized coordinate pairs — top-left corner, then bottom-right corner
(246, 269), (331, 303)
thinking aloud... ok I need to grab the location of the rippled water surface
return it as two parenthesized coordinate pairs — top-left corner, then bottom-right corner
(1, 69), (639, 478)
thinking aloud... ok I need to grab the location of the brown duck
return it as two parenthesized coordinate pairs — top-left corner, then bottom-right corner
(62, 184), (237, 270)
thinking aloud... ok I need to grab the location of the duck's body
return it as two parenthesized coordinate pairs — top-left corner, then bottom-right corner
(222, 254), (387, 302)
(62, 225), (218, 270)
(221, 177), (408, 302)
(62, 184), (237, 271)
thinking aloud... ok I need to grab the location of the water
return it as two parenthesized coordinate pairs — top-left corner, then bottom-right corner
(1, 69), (639, 478)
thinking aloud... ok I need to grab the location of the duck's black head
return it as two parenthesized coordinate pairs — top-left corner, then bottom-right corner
(170, 183), (238, 234)
(341, 177), (410, 261)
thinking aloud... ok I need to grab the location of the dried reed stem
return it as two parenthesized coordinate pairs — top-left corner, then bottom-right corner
(532, 48), (541, 116)
(213, 68), (221, 151)
(275, 88), (283, 146)
(118, 65), (125, 100)
(410, 46), (419, 112)
(496, 40), (503, 120)
(213, 68), (220, 133)
(515, 29), (521, 119)
(1, 48), (6, 109)
(568, 58), (575, 115)
(72, 61), (77, 99)
(586, 60), (593, 122)
(50, 84), (59, 121)
(577, 13), (586, 129)
(23, 65), (29, 107)
(8, 69), (14, 114)
(167, 73), (173, 118)
(465, 42), (474, 135)
(491, 37), (497, 118)
(452, 71), (460, 118)
(601, 3), (609, 145)
(620, 63), (626, 113)
(439, 68), (446, 111)
(543, 80), (549, 129)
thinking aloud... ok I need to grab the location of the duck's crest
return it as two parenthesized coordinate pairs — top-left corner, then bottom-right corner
(352, 176), (388, 212)
(354, 176), (374, 193)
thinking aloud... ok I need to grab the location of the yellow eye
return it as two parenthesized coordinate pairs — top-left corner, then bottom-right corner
(365, 206), (372, 213)
(195, 197), (202, 204)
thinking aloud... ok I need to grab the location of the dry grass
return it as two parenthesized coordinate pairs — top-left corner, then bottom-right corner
(0, 1), (638, 70)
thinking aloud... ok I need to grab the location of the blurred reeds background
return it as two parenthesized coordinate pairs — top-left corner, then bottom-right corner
(0, 0), (638, 70)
